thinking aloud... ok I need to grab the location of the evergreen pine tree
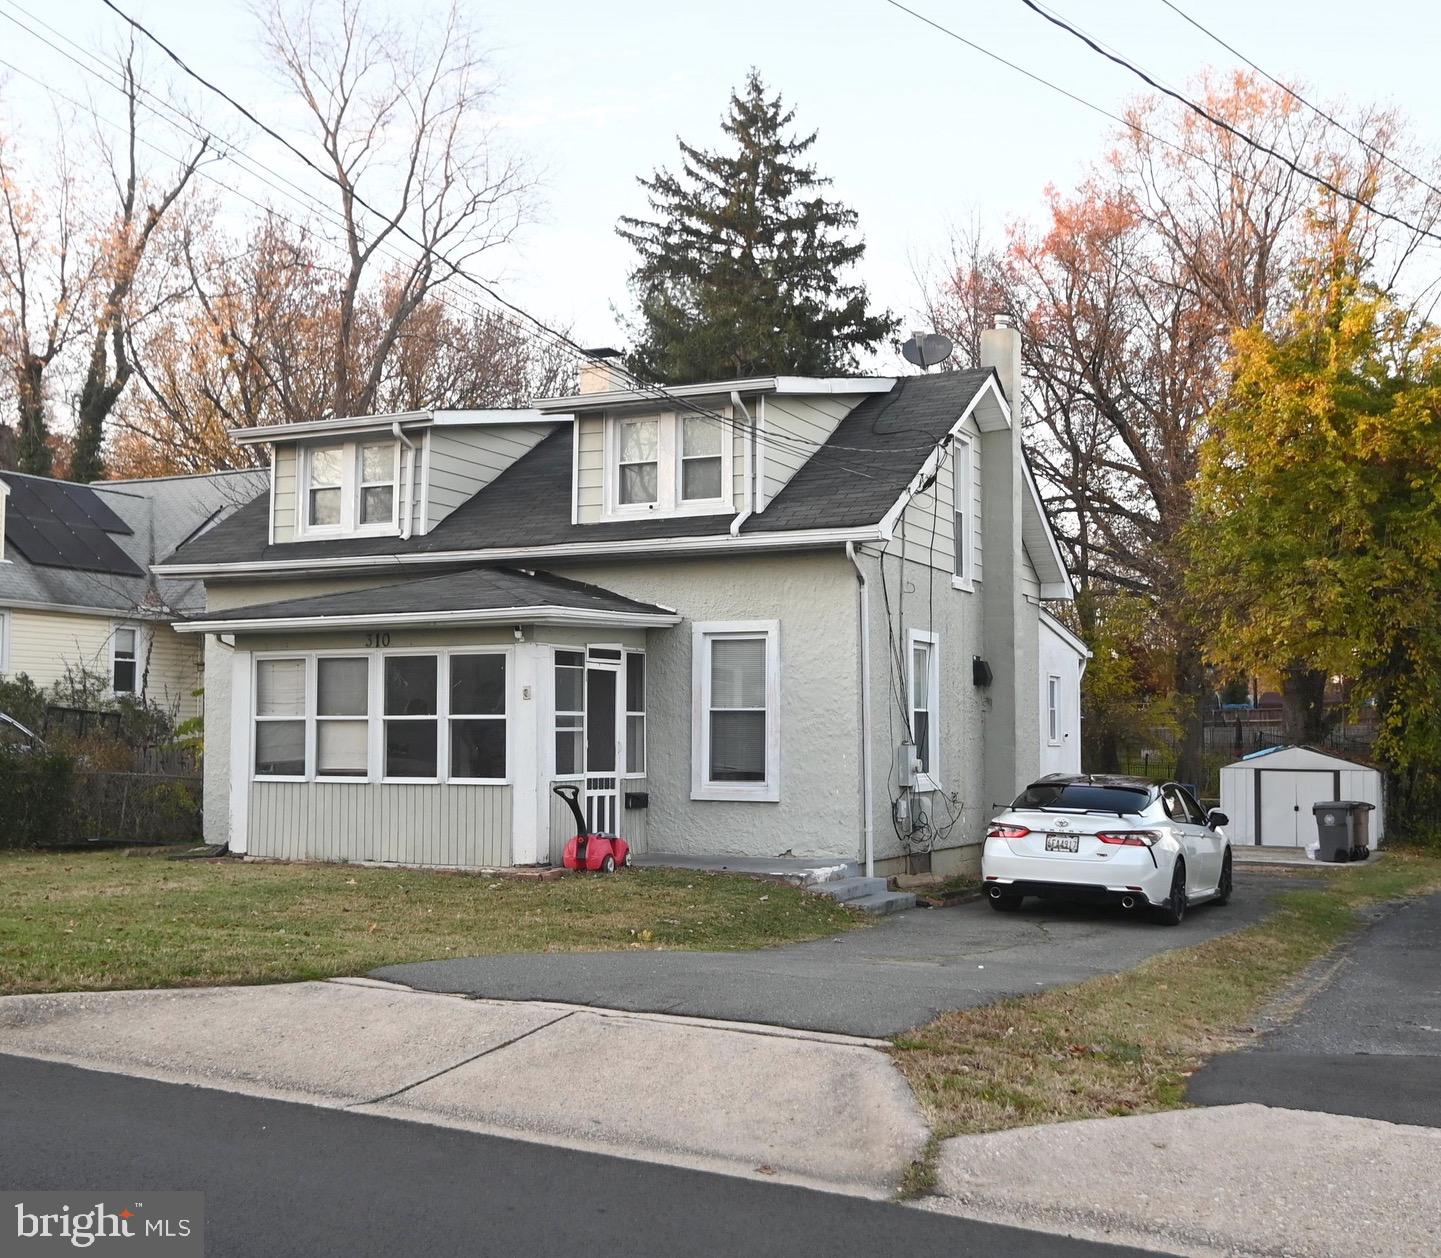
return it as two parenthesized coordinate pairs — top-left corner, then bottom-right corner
(618, 71), (895, 383)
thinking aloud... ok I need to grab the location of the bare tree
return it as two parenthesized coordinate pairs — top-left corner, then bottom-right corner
(257, 0), (530, 419)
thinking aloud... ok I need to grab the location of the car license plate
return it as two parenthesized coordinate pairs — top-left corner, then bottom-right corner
(1045, 833), (1080, 853)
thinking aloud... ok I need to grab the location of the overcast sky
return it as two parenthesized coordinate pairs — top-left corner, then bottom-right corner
(3, 0), (1437, 368)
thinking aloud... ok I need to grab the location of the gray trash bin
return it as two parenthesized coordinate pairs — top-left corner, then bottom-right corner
(1311, 801), (1375, 863)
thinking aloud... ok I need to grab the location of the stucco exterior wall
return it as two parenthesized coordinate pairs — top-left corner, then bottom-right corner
(549, 552), (862, 861)
(1038, 615), (1084, 777)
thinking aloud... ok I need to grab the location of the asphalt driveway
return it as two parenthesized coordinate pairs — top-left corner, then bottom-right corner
(376, 870), (1310, 1036)
(1189, 890), (1441, 1126)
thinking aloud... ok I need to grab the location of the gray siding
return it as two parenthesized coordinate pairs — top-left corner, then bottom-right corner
(1020, 546), (1041, 599)
(576, 416), (605, 523)
(249, 781), (511, 866)
(895, 416), (983, 579)
(757, 394), (859, 509)
(273, 445), (298, 542)
(425, 423), (556, 531)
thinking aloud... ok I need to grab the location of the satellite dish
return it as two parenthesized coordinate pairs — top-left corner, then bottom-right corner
(901, 331), (954, 371)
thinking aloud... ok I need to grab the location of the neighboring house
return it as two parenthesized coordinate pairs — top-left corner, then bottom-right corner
(160, 319), (1087, 877)
(0, 468), (266, 723)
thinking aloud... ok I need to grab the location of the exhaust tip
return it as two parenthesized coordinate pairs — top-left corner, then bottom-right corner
(988, 885), (1003, 900)
(1121, 895), (1135, 909)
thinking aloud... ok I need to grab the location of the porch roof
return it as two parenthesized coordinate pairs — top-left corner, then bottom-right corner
(175, 566), (681, 634)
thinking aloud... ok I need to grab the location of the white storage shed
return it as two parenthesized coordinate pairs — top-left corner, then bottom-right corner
(1219, 745), (1385, 848)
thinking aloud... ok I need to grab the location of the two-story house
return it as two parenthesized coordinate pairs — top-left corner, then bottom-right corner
(160, 319), (1087, 877)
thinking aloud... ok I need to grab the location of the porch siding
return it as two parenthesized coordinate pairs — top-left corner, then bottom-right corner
(248, 781), (512, 867)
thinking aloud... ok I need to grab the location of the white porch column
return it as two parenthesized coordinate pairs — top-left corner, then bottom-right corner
(510, 640), (548, 864)
(227, 645), (251, 855)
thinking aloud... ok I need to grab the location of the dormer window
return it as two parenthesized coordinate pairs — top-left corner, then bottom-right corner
(603, 411), (731, 519)
(300, 439), (400, 536)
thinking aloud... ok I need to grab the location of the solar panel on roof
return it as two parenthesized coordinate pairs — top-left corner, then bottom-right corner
(0, 473), (146, 577)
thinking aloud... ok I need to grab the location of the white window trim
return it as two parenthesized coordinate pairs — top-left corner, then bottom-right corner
(950, 433), (975, 592)
(906, 628), (942, 794)
(313, 655), (371, 783)
(691, 619), (780, 803)
(551, 647), (586, 781)
(1047, 673), (1062, 746)
(298, 439), (401, 540)
(250, 647), (512, 786)
(356, 440), (402, 532)
(109, 622), (143, 698)
(624, 647), (646, 779)
(602, 409), (733, 521)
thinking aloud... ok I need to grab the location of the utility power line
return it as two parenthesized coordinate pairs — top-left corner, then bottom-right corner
(1156, 0), (1441, 202)
(1015, 0), (1441, 246)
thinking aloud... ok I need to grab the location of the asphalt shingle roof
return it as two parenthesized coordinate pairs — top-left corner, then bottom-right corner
(185, 566), (674, 623)
(163, 370), (997, 568)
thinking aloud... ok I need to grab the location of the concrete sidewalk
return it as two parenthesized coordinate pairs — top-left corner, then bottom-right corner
(923, 1104), (1441, 1258)
(0, 979), (925, 1198)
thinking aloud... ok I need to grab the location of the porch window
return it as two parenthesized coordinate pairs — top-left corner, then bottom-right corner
(316, 657), (369, 778)
(625, 650), (646, 776)
(618, 418), (659, 506)
(554, 650), (584, 775)
(907, 629), (941, 789)
(449, 653), (507, 781)
(307, 445), (343, 528)
(383, 655), (438, 779)
(680, 416), (723, 501)
(255, 657), (307, 777)
(111, 626), (139, 695)
(358, 441), (397, 527)
(692, 621), (779, 802)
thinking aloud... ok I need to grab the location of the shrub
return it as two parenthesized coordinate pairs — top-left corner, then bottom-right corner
(0, 746), (76, 848)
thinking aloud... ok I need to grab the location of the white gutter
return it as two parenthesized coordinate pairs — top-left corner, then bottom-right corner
(729, 390), (753, 537)
(176, 606), (683, 635)
(393, 422), (416, 540)
(153, 524), (884, 580)
(846, 541), (875, 879)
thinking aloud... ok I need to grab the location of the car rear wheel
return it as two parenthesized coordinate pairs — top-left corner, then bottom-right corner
(1213, 849), (1233, 906)
(1152, 860), (1188, 926)
(987, 890), (1023, 912)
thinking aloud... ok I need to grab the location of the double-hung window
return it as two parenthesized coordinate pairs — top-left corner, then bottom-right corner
(317, 657), (369, 778)
(625, 651), (646, 775)
(449, 653), (507, 781)
(307, 446), (343, 529)
(384, 656), (439, 779)
(692, 621), (779, 801)
(255, 657), (307, 777)
(302, 438), (401, 536)
(952, 436), (974, 589)
(907, 629), (941, 790)
(1047, 674), (1061, 745)
(607, 411), (731, 517)
(617, 418), (659, 506)
(111, 625), (139, 695)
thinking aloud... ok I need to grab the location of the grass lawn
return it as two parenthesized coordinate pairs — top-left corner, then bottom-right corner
(0, 850), (861, 996)
(892, 848), (1441, 1193)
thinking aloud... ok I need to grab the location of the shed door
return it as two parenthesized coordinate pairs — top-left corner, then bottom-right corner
(1260, 771), (1338, 846)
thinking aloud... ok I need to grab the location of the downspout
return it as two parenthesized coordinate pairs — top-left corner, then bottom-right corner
(847, 541), (875, 878)
(393, 422), (417, 540)
(729, 390), (753, 536)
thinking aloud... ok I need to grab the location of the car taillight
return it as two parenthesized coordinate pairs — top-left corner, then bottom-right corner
(1096, 830), (1160, 847)
(987, 825), (1032, 839)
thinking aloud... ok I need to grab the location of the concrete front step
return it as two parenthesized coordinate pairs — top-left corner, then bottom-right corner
(812, 876), (889, 904)
(846, 891), (918, 916)
(633, 853), (859, 886)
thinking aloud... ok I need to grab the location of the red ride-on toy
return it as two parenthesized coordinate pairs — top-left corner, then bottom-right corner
(554, 783), (630, 873)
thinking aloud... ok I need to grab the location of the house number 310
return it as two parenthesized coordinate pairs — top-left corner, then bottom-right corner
(365, 632), (392, 648)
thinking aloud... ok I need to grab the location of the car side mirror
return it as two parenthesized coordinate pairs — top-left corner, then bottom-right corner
(1206, 809), (1229, 829)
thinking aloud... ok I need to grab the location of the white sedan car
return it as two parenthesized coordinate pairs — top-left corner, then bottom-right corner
(982, 775), (1233, 925)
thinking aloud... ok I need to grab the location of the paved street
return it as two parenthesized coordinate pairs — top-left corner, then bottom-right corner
(1188, 890), (1441, 1126)
(0, 1054), (1158, 1258)
(376, 872), (1313, 1036)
